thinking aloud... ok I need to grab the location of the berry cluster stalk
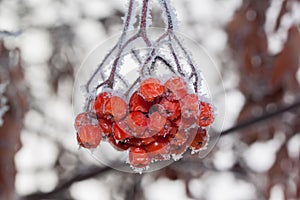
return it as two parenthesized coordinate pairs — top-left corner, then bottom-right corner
(84, 0), (201, 111)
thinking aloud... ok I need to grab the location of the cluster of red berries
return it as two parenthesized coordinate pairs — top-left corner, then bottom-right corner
(74, 76), (214, 170)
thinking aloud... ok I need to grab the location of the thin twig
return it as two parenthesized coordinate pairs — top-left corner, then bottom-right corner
(22, 166), (112, 200)
(171, 34), (199, 93)
(221, 100), (300, 136)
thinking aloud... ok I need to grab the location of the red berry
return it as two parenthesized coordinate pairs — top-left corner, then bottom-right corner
(147, 111), (167, 133)
(169, 143), (187, 155)
(129, 147), (151, 168)
(174, 116), (197, 129)
(190, 128), (208, 151)
(94, 92), (112, 117)
(164, 76), (188, 100)
(198, 102), (214, 127)
(180, 94), (199, 119)
(77, 125), (102, 149)
(168, 129), (187, 146)
(139, 78), (164, 102)
(159, 98), (181, 120)
(74, 112), (96, 130)
(107, 135), (130, 151)
(112, 122), (132, 141)
(129, 91), (152, 113)
(127, 112), (148, 137)
(98, 118), (113, 136)
(145, 137), (170, 157)
(103, 96), (128, 121)
(157, 120), (174, 137)
(127, 136), (156, 146)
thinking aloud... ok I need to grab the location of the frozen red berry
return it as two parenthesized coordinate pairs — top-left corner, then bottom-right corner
(112, 122), (132, 141)
(129, 91), (153, 113)
(94, 92), (112, 117)
(74, 112), (96, 130)
(190, 128), (208, 151)
(126, 111), (148, 137)
(139, 78), (164, 102)
(77, 125), (102, 149)
(145, 137), (170, 158)
(170, 143), (187, 156)
(147, 111), (167, 133)
(164, 76), (188, 100)
(103, 96), (128, 121)
(98, 118), (113, 136)
(168, 129), (187, 146)
(198, 102), (214, 127)
(107, 135), (130, 151)
(159, 98), (181, 120)
(180, 94), (199, 119)
(157, 120), (174, 137)
(129, 147), (151, 168)
(174, 116), (197, 129)
(127, 136), (156, 146)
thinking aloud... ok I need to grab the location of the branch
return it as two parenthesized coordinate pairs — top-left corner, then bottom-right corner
(221, 100), (300, 136)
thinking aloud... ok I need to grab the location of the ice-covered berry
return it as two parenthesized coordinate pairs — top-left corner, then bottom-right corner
(147, 111), (167, 133)
(168, 129), (187, 146)
(74, 112), (95, 130)
(126, 111), (148, 137)
(180, 94), (199, 119)
(159, 98), (181, 120)
(129, 147), (151, 168)
(145, 137), (170, 158)
(77, 125), (102, 149)
(94, 92), (112, 117)
(190, 128), (208, 151)
(103, 95), (128, 121)
(127, 136), (156, 146)
(139, 78), (164, 102)
(112, 122), (132, 141)
(98, 118), (113, 136)
(164, 76), (188, 100)
(198, 102), (214, 127)
(107, 135), (130, 151)
(129, 91), (153, 113)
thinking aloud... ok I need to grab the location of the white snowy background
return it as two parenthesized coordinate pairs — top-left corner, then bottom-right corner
(0, 0), (299, 199)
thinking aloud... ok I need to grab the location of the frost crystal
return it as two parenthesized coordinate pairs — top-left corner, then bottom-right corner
(0, 82), (9, 127)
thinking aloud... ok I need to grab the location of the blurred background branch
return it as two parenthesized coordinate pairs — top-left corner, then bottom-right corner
(0, 0), (299, 199)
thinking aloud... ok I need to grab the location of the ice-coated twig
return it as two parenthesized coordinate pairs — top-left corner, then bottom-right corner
(152, 55), (176, 74)
(139, 0), (152, 46)
(85, 0), (201, 105)
(167, 36), (185, 76)
(171, 34), (199, 93)
(158, 0), (178, 31)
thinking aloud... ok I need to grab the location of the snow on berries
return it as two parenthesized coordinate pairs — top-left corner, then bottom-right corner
(74, 76), (215, 171)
